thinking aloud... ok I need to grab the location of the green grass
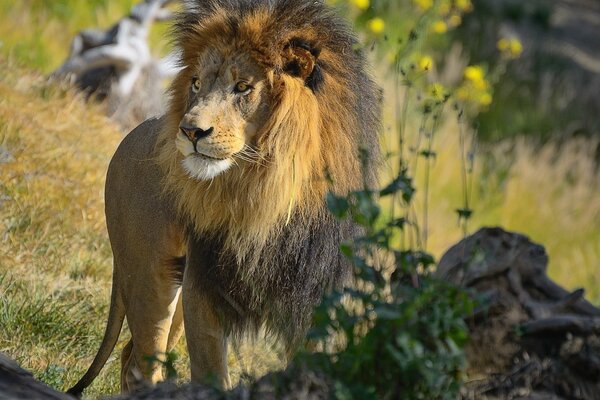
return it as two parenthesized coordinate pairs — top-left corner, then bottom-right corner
(0, 0), (170, 73)
(0, 60), (122, 395)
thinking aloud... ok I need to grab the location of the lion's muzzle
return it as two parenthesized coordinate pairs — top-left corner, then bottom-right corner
(179, 124), (214, 144)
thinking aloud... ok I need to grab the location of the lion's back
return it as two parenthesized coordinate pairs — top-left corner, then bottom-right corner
(105, 117), (178, 256)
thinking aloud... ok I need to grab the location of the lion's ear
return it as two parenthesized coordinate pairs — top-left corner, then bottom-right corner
(283, 39), (324, 92)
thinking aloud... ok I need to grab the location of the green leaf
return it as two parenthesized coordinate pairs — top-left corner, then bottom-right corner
(327, 192), (350, 218)
(380, 173), (415, 203)
(455, 208), (473, 220)
(419, 150), (436, 158)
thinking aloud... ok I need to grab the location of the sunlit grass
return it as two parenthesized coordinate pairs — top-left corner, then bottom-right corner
(381, 104), (600, 303)
(0, 58), (122, 395)
(0, 0), (170, 73)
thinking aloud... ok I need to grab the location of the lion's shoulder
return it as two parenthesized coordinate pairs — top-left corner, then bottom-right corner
(107, 116), (166, 193)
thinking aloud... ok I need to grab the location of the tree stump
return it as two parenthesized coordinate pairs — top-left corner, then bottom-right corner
(436, 227), (600, 400)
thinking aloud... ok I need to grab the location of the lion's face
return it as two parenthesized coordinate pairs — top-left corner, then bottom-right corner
(175, 49), (270, 180)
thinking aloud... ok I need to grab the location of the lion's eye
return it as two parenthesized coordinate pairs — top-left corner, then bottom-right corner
(191, 77), (201, 94)
(234, 81), (252, 94)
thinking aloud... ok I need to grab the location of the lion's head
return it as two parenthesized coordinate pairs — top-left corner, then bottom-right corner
(157, 0), (380, 259)
(173, 49), (270, 180)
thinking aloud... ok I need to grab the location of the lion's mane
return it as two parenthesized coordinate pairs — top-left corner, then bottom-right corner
(156, 0), (380, 342)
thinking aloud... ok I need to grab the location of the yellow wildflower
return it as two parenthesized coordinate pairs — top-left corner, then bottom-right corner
(418, 55), (434, 71)
(456, 87), (469, 100)
(413, 0), (433, 11)
(350, 0), (370, 10)
(432, 20), (448, 34)
(473, 78), (488, 90)
(497, 38), (509, 51)
(464, 65), (484, 83)
(498, 37), (523, 58)
(439, 3), (451, 16)
(479, 92), (492, 106)
(367, 17), (385, 34)
(428, 83), (447, 102)
(509, 38), (523, 57)
(455, 0), (473, 12)
(464, 65), (488, 90)
(448, 14), (462, 28)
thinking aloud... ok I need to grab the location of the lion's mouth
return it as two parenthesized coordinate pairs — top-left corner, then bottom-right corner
(182, 152), (234, 180)
(193, 152), (228, 161)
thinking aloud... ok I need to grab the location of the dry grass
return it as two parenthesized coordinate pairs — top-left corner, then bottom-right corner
(0, 59), (122, 394)
(381, 110), (600, 303)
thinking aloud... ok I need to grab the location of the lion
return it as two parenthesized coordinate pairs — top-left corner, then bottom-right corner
(67, 0), (380, 395)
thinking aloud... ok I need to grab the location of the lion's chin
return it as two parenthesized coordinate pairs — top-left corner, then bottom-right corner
(181, 155), (233, 180)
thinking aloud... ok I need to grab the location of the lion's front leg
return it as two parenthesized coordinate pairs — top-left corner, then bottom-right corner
(182, 247), (230, 388)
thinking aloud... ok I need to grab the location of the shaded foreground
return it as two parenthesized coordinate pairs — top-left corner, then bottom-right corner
(2, 228), (599, 399)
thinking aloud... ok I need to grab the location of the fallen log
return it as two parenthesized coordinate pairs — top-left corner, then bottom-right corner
(437, 227), (600, 400)
(0, 353), (71, 400)
(51, 0), (179, 130)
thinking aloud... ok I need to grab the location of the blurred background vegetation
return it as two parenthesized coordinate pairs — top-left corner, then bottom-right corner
(0, 0), (599, 396)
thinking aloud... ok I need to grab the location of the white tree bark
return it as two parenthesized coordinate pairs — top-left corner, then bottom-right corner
(52, 0), (182, 129)
(53, 0), (179, 97)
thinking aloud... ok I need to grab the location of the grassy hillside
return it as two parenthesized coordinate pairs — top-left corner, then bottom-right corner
(0, 60), (122, 394)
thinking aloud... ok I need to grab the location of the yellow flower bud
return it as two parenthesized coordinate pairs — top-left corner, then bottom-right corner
(413, 0), (433, 11)
(497, 37), (523, 58)
(448, 14), (462, 28)
(350, 0), (370, 10)
(439, 3), (451, 16)
(432, 20), (448, 34)
(456, 0), (473, 12)
(418, 55), (434, 71)
(456, 87), (469, 100)
(367, 17), (385, 34)
(479, 92), (492, 106)
(464, 65), (484, 83)
(509, 38), (523, 57)
(497, 38), (509, 51)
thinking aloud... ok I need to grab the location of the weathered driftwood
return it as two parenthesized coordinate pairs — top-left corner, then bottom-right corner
(437, 227), (600, 400)
(51, 0), (179, 129)
(0, 353), (71, 400)
(0, 355), (329, 400)
(111, 365), (330, 400)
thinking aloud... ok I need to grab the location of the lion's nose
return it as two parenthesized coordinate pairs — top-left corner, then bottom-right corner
(179, 125), (214, 142)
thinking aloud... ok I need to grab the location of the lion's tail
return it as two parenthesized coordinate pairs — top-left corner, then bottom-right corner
(66, 280), (125, 398)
